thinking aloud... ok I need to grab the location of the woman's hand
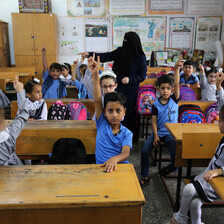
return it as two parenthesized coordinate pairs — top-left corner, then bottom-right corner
(121, 77), (129, 84)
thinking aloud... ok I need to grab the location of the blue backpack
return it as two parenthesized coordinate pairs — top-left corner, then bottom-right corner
(179, 86), (196, 101)
(179, 104), (205, 123)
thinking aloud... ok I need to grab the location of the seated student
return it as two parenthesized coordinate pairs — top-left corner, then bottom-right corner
(0, 76), (29, 165)
(92, 70), (118, 120)
(90, 55), (132, 172)
(140, 60), (180, 187)
(199, 65), (218, 101)
(0, 89), (10, 108)
(41, 47), (67, 98)
(179, 60), (200, 88)
(216, 70), (224, 110)
(59, 63), (72, 80)
(24, 79), (47, 120)
(171, 104), (224, 224)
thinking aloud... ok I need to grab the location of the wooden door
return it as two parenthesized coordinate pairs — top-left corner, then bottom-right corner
(11, 13), (34, 56)
(0, 22), (10, 67)
(33, 14), (57, 56)
(15, 55), (36, 68)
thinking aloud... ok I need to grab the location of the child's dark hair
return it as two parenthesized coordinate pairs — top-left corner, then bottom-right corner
(100, 75), (116, 85)
(79, 64), (87, 75)
(104, 92), (126, 109)
(183, 60), (195, 68)
(50, 63), (62, 71)
(62, 63), (72, 75)
(220, 105), (224, 121)
(205, 66), (222, 76)
(156, 75), (174, 87)
(24, 80), (41, 93)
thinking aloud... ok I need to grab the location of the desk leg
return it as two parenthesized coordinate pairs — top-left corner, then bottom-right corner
(186, 159), (192, 179)
(175, 167), (182, 212)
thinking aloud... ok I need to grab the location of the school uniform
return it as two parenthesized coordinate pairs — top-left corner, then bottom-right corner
(0, 89), (10, 107)
(0, 91), (29, 165)
(199, 74), (216, 101)
(216, 87), (224, 110)
(26, 98), (47, 120)
(95, 113), (133, 164)
(179, 72), (199, 85)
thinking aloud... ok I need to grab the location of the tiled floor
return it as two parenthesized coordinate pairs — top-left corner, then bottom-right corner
(131, 138), (224, 224)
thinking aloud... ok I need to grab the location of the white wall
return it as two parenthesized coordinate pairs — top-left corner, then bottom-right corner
(0, 0), (224, 65)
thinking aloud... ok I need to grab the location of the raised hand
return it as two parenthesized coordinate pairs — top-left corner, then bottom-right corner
(13, 75), (24, 93)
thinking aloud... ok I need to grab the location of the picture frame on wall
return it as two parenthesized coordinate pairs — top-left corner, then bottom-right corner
(18, 0), (51, 13)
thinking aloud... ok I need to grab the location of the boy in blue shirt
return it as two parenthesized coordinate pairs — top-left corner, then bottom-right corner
(90, 55), (132, 172)
(140, 60), (181, 187)
(41, 47), (67, 98)
(179, 60), (200, 88)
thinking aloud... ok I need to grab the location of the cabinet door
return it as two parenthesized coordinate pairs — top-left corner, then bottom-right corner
(15, 55), (36, 68)
(11, 13), (35, 56)
(33, 14), (57, 56)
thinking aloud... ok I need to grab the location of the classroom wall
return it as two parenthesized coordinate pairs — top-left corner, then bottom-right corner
(0, 0), (224, 65)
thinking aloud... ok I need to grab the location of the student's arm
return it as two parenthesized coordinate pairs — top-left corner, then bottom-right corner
(71, 59), (79, 82)
(89, 55), (103, 120)
(203, 168), (223, 182)
(8, 76), (29, 141)
(101, 146), (130, 172)
(174, 60), (182, 99)
(152, 115), (160, 147)
(41, 47), (48, 73)
(190, 81), (200, 88)
(199, 64), (206, 88)
(216, 72), (224, 92)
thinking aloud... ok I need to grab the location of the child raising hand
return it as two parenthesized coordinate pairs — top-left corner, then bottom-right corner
(89, 55), (133, 172)
(216, 70), (224, 110)
(0, 75), (29, 165)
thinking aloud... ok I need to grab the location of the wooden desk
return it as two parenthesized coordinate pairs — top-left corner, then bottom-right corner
(0, 164), (145, 224)
(164, 123), (221, 210)
(11, 98), (95, 119)
(0, 78), (12, 92)
(7, 120), (96, 159)
(209, 177), (224, 201)
(0, 71), (33, 85)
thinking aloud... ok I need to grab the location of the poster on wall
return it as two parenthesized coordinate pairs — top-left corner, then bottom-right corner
(149, 0), (184, 14)
(195, 17), (222, 62)
(113, 17), (166, 58)
(67, 0), (106, 17)
(168, 17), (195, 49)
(187, 0), (224, 15)
(85, 18), (111, 52)
(109, 0), (145, 15)
(58, 17), (85, 63)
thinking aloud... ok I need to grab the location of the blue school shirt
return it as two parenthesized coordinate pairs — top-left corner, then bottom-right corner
(43, 70), (67, 98)
(179, 72), (199, 85)
(152, 94), (179, 137)
(95, 113), (133, 164)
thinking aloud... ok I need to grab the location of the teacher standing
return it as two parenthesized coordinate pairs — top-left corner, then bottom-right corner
(80, 31), (147, 142)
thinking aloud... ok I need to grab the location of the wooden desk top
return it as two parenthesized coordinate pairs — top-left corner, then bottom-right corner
(0, 164), (145, 210)
(165, 123), (220, 142)
(209, 177), (224, 201)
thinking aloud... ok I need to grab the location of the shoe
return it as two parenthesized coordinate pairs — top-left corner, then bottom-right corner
(139, 177), (150, 187)
(160, 163), (177, 176)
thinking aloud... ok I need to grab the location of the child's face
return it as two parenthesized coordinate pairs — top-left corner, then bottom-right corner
(62, 68), (69, 77)
(183, 65), (194, 77)
(50, 68), (61, 80)
(27, 85), (42, 102)
(101, 78), (117, 94)
(218, 118), (224, 133)
(158, 83), (173, 100)
(207, 72), (217, 85)
(104, 101), (126, 126)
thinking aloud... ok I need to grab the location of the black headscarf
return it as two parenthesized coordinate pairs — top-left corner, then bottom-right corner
(113, 31), (145, 78)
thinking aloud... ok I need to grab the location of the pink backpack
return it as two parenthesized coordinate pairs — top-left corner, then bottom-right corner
(136, 85), (156, 116)
(67, 101), (87, 120)
(205, 102), (219, 123)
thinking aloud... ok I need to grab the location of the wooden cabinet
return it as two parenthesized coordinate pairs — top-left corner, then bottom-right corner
(11, 13), (57, 81)
(0, 21), (11, 67)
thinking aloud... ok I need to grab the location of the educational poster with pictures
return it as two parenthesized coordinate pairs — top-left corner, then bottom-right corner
(195, 17), (222, 61)
(85, 18), (110, 52)
(168, 17), (195, 49)
(58, 17), (85, 63)
(149, 0), (184, 14)
(187, 0), (224, 15)
(67, 0), (106, 17)
(113, 17), (166, 58)
(109, 0), (145, 15)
